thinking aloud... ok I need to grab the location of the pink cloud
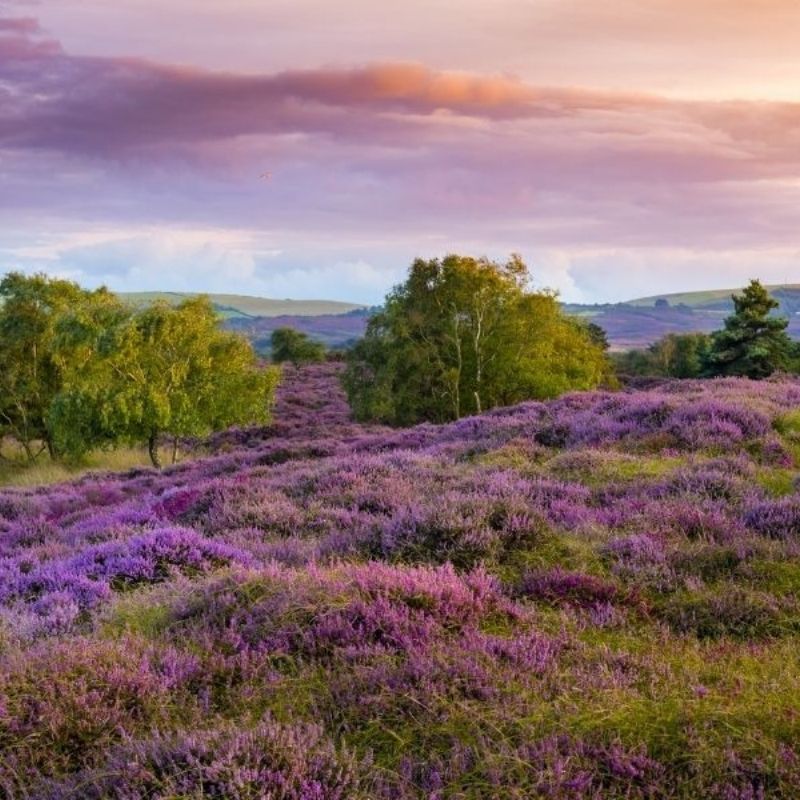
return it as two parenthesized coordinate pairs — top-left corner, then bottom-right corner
(0, 16), (38, 32)
(1, 17), (798, 182)
(2, 9), (800, 300)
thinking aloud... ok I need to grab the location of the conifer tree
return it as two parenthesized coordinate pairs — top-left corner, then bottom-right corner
(704, 280), (792, 378)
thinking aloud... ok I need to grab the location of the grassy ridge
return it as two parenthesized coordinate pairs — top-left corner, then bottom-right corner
(119, 291), (365, 319)
(627, 284), (800, 308)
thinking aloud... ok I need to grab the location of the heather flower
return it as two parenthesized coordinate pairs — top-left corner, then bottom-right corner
(0, 365), (798, 797)
(744, 496), (800, 539)
(33, 715), (364, 800)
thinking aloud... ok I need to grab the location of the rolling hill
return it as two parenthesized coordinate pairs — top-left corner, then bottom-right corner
(118, 283), (800, 353)
(626, 284), (800, 309)
(119, 291), (365, 319)
(565, 283), (800, 350)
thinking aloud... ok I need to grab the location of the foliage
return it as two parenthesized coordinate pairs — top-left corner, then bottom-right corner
(582, 320), (611, 351)
(343, 254), (611, 424)
(0, 274), (278, 468)
(0, 273), (118, 461)
(704, 279), (794, 378)
(270, 326), (327, 364)
(613, 332), (712, 379)
(53, 296), (279, 466)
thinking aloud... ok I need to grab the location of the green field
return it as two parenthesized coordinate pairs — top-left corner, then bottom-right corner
(627, 284), (800, 308)
(119, 292), (365, 319)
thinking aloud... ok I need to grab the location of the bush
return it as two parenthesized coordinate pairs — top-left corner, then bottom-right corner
(271, 327), (327, 364)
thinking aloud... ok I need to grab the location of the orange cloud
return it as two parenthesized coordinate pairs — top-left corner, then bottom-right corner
(3, 12), (800, 263)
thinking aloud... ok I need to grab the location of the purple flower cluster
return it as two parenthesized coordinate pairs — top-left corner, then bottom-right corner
(0, 364), (799, 797)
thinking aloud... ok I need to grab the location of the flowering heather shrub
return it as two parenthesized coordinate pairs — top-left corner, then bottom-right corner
(169, 563), (516, 658)
(602, 533), (675, 591)
(0, 528), (252, 638)
(0, 366), (798, 796)
(372, 734), (666, 799)
(667, 400), (772, 448)
(36, 715), (365, 800)
(0, 637), (202, 785)
(744, 496), (800, 539)
(517, 567), (642, 612)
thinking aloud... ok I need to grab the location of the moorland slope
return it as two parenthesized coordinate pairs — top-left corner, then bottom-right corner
(3, 365), (800, 797)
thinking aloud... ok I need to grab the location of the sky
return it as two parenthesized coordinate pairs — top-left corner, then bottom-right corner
(1, 0), (799, 304)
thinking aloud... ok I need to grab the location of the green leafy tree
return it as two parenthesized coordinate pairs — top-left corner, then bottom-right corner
(270, 327), (326, 364)
(704, 280), (793, 378)
(0, 273), (114, 461)
(583, 321), (610, 352)
(614, 333), (712, 379)
(343, 254), (609, 424)
(53, 297), (279, 466)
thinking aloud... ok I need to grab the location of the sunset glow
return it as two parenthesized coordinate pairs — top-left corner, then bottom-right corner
(2, 0), (799, 301)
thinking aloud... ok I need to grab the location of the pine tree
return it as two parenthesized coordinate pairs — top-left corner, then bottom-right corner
(704, 280), (792, 378)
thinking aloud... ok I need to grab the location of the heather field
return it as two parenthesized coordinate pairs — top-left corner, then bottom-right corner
(3, 365), (800, 798)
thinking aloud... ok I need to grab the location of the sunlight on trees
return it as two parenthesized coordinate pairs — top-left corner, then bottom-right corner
(0, 274), (279, 468)
(343, 254), (612, 424)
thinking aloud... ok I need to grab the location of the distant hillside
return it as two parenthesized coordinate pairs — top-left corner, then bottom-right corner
(627, 284), (800, 310)
(227, 310), (370, 353)
(119, 284), (800, 353)
(119, 292), (365, 320)
(566, 283), (800, 350)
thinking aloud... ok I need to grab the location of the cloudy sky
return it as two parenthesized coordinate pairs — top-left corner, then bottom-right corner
(2, 0), (799, 303)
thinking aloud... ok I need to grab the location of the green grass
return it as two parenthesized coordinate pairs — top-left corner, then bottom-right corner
(0, 444), (180, 486)
(774, 409), (800, 439)
(119, 292), (365, 319)
(756, 467), (797, 497)
(746, 560), (800, 596)
(543, 450), (685, 487)
(626, 284), (800, 308)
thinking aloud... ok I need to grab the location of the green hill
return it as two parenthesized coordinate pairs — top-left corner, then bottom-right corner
(116, 284), (800, 351)
(627, 284), (800, 309)
(567, 283), (800, 350)
(119, 292), (365, 319)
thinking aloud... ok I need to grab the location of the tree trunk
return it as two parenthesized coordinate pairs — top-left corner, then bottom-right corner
(45, 436), (56, 462)
(21, 439), (35, 464)
(171, 436), (179, 465)
(148, 432), (161, 469)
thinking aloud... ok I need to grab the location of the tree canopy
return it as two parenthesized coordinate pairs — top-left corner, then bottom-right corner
(0, 274), (119, 461)
(614, 332), (712, 379)
(0, 273), (279, 467)
(703, 280), (794, 378)
(270, 327), (326, 365)
(343, 254), (611, 424)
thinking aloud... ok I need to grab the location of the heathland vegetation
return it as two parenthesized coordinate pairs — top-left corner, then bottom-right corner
(1, 258), (800, 797)
(2, 363), (800, 797)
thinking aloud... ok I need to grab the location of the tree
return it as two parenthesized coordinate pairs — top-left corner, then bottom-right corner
(613, 332), (711, 379)
(53, 297), (279, 467)
(343, 254), (610, 424)
(583, 321), (610, 352)
(0, 273), (114, 461)
(270, 327), (326, 364)
(703, 280), (793, 378)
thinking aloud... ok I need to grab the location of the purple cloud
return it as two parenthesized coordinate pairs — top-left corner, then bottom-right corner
(2, 11), (800, 303)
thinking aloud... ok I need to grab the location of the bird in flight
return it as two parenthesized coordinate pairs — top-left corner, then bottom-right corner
(259, 171), (272, 181)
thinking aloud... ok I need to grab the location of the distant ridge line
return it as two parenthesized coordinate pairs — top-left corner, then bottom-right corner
(626, 283), (800, 308)
(117, 291), (366, 320)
